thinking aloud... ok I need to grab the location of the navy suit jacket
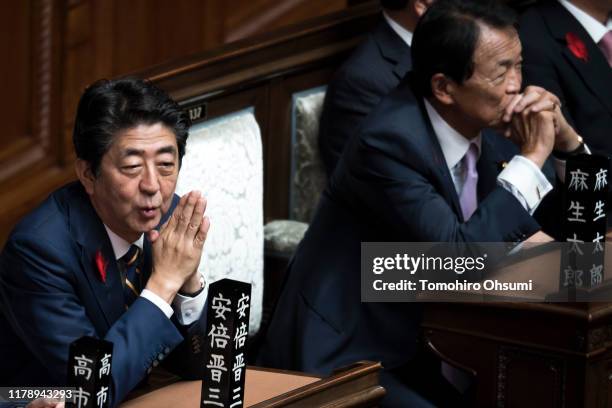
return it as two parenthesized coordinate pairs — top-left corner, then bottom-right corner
(260, 79), (554, 376)
(519, 1), (612, 157)
(0, 182), (205, 406)
(318, 17), (412, 176)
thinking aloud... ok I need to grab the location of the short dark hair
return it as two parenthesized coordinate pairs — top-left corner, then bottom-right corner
(411, 0), (517, 96)
(380, 0), (410, 10)
(73, 78), (190, 176)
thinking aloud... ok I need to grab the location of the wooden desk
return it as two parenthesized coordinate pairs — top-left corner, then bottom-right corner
(121, 361), (385, 407)
(423, 242), (612, 407)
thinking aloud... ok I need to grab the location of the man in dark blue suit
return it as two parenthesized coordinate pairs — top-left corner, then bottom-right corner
(318, 0), (433, 176)
(0, 79), (211, 406)
(519, 0), (612, 157)
(260, 0), (587, 406)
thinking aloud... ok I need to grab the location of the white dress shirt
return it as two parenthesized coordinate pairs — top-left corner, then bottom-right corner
(104, 225), (207, 325)
(558, 0), (612, 43)
(424, 100), (553, 215)
(382, 11), (413, 47)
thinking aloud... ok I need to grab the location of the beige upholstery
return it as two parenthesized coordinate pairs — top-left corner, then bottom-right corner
(263, 87), (327, 258)
(176, 109), (263, 333)
(263, 220), (309, 256)
(290, 88), (328, 223)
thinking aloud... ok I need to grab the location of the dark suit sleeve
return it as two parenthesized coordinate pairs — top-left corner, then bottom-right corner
(0, 235), (185, 406)
(343, 137), (541, 242)
(163, 302), (208, 379)
(318, 69), (390, 177)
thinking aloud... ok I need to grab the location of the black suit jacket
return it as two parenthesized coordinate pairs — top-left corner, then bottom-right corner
(519, 0), (612, 156)
(318, 17), (412, 176)
(260, 80), (549, 378)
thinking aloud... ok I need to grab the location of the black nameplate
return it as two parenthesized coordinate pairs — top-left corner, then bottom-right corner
(201, 278), (251, 408)
(66, 336), (113, 408)
(183, 101), (208, 124)
(560, 154), (609, 291)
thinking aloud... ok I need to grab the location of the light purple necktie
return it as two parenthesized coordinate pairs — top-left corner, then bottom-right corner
(599, 30), (612, 67)
(459, 143), (479, 221)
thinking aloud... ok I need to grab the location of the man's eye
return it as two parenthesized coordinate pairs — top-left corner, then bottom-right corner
(122, 165), (141, 172)
(497, 69), (510, 80)
(158, 163), (176, 174)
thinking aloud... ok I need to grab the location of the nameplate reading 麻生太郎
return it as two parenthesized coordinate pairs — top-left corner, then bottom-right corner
(559, 154), (609, 295)
(361, 242), (612, 302)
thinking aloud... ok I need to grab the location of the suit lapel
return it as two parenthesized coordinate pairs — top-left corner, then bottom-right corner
(412, 96), (507, 220)
(78, 244), (124, 329)
(539, 1), (612, 114)
(410, 94), (464, 219)
(69, 185), (125, 330)
(68, 185), (180, 331)
(372, 18), (412, 80)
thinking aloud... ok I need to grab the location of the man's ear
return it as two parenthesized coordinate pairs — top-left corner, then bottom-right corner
(75, 159), (96, 195)
(413, 0), (433, 17)
(430, 73), (455, 105)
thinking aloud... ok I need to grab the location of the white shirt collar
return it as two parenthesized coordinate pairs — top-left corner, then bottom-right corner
(558, 0), (612, 43)
(383, 11), (413, 47)
(424, 99), (482, 170)
(103, 225), (144, 260)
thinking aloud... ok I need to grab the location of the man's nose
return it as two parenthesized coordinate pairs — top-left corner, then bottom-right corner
(507, 68), (522, 94)
(140, 165), (161, 194)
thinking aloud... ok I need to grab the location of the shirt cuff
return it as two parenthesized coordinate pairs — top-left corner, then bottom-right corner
(140, 289), (174, 319)
(554, 144), (592, 183)
(497, 155), (553, 214)
(173, 286), (208, 326)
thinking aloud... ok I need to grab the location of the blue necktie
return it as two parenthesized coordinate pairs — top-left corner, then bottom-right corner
(121, 245), (142, 308)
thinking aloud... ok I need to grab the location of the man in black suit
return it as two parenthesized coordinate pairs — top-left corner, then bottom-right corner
(260, 0), (586, 406)
(318, 0), (433, 176)
(519, 0), (612, 156)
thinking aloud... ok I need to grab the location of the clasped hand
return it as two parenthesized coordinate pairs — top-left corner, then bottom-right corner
(502, 86), (580, 168)
(146, 191), (210, 303)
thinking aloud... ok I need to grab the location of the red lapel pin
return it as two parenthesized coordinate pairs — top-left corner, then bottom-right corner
(94, 250), (108, 283)
(566, 32), (589, 62)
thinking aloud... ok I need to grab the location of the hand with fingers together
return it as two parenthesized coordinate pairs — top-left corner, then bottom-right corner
(145, 190), (211, 304)
(503, 85), (583, 156)
(509, 107), (556, 168)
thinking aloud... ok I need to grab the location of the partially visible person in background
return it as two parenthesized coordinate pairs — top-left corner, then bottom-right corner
(318, 0), (433, 176)
(519, 0), (612, 156)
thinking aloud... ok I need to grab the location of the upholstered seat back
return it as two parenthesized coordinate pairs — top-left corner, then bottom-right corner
(263, 88), (327, 257)
(176, 109), (263, 333)
(290, 88), (327, 223)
